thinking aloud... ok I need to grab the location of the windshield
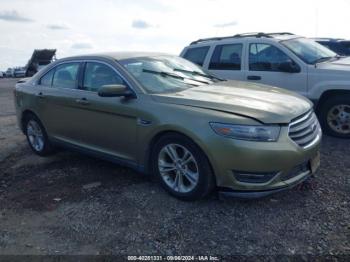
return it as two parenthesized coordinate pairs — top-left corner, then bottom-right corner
(282, 37), (337, 64)
(119, 55), (219, 94)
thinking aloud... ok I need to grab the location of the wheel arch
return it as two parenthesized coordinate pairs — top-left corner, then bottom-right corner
(144, 130), (217, 185)
(20, 109), (40, 133)
(315, 89), (350, 113)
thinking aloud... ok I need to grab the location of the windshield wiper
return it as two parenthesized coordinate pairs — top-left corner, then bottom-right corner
(142, 69), (209, 85)
(142, 69), (184, 79)
(173, 68), (225, 81)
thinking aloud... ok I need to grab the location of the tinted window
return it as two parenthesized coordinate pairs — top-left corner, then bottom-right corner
(83, 62), (124, 92)
(39, 69), (55, 86)
(183, 46), (209, 66)
(52, 63), (79, 89)
(209, 44), (242, 70)
(342, 41), (350, 50)
(328, 42), (350, 56)
(318, 42), (344, 54)
(249, 43), (292, 71)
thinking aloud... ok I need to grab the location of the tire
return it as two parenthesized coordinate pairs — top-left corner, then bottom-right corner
(23, 114), (55, 156)
(151, 133), (215, 201)
(318, 95), (350, 138)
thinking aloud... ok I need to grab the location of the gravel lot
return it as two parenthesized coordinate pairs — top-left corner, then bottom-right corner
(0, 78), (349, 256)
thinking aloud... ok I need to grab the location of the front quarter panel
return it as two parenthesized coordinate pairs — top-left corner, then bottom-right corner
(136, 97), (260, 173)
(137, 96), (320, 192)
(308, 66), (350, 100)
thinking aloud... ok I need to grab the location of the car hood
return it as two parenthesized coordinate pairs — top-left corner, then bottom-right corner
(316, 56), (350, 71)
(151, 80), (312, 124)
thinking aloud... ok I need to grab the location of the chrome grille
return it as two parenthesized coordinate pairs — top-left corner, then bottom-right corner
(289, 110), (321, 148)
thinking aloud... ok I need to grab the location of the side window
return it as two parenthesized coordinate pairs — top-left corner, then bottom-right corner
(83, 62), (124, 92)
(39, 69), (55, 86)
(52, 63), (80, 89)
(183, 46), (210, 66)
(209, 44), (242, 70)
(249, 43), (292, 72)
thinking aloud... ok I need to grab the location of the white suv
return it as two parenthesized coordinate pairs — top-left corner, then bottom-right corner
(180, 32), (350, 138)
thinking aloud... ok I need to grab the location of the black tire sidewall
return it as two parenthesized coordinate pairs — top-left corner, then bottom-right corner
(318, 95), (350, 138)
(24, 114), (53, 156)
(151, 133), (214, 200)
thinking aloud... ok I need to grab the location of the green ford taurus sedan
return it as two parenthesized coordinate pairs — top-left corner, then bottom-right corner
(14, 52), (322, 200)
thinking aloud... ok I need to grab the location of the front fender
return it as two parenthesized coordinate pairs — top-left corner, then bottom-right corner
(308, 81), (350, 101)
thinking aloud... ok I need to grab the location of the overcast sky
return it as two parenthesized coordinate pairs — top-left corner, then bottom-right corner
(0, 0), (349, 70)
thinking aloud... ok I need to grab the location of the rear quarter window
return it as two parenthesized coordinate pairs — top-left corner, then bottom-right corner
(183, 46), (210, 66)
(39, 69), (55, 86)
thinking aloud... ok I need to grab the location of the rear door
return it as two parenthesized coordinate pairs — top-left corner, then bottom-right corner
(206, 43), (246, 81)
(37, 62), (85, 142)
(244, 41), (308, 96)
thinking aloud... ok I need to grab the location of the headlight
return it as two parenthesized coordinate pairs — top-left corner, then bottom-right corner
(209, 122), (281, 142)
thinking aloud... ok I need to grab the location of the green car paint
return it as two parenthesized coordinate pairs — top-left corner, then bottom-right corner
(14, 53), (321, 198)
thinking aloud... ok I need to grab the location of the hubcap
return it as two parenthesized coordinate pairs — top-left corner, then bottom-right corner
(27, 120), (44, 152)
(327, 104), (350, 134)
(158, 144), (199, 193)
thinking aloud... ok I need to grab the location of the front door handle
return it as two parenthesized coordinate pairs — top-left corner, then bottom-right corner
(76, 98), (90, 105)
(247, 75), (262, 80)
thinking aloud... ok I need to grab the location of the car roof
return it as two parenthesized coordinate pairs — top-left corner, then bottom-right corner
(188, 32), (301, 46)
(64, 52), (169, 61)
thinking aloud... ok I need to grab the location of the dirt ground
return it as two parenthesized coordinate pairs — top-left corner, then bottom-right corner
(0, 78), (349, 256)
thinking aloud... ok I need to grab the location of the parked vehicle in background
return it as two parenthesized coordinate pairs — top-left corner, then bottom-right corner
(0, 71), (4, 78)
(25, 49), (56, 77)
(312, 38), (350, 56)
(13, 67), (26, 78)
(5, 68), (14, 78)
(180, 32), (350, 138)
(14, 52), (321, 200)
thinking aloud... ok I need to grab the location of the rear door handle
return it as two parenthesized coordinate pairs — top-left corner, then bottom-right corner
(247, 75), (261, 80)
(76, 98), (90, 105)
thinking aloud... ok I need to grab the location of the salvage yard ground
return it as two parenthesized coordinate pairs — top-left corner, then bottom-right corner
(0, 78), (349, 255)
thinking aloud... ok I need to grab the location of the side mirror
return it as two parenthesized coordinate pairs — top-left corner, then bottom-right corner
(278, 61), (300, 73)
(98, 84), (135, 98)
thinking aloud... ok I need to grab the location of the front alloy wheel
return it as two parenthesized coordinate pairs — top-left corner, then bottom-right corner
(152, 133), (215, 200)
(327, 104), (350, 135)
(319, 95), (350, 138)
(158, 144), (199, 193)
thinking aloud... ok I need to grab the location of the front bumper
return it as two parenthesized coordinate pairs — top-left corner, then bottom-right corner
(219, 172), (312, 199)
(202, 126), (321, 196)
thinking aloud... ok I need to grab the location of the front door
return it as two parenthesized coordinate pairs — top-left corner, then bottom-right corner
(244, 42), (308, 96)
(71, 61), (139, 162)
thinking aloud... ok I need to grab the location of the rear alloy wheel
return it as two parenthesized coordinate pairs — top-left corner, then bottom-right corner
(24, 115), (54, 156)
(27, 120), (45, 152)
(152, 134), (215, 200)
(319, 95), (350, 138)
